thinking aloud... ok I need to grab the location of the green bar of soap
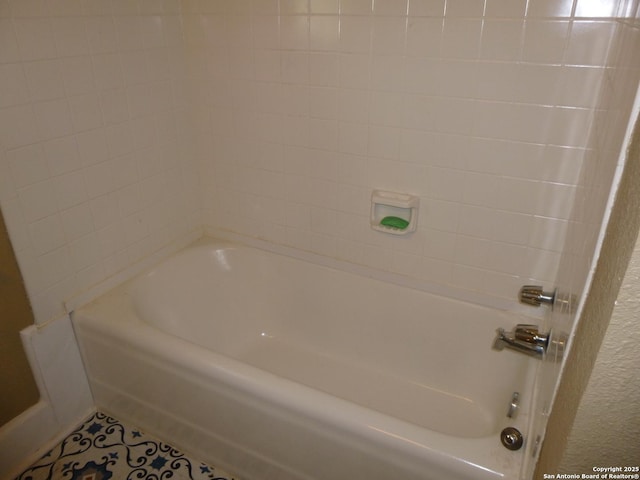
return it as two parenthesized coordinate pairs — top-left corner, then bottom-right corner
(380, 216), (409, 229)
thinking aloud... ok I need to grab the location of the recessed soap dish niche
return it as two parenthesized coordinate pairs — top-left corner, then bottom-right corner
(370, 190), (419, 235)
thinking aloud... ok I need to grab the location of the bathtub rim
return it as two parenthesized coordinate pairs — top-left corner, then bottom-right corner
(66, 230), (544, 320)
(65, 229), (203, 315)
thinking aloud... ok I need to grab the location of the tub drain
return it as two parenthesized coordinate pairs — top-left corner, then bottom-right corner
(500, 427), (524, 451)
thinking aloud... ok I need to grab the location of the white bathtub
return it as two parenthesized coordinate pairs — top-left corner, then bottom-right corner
(72, 237), (537, 480)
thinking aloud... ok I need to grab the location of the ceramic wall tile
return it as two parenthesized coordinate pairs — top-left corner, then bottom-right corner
(0, 0), (637, 327)
(574, 0), (619, 17)
(340, 0), (373, 15)
(192, 1), (639, 312)
(0, 6), (199, 324)
(526, 0), (575, 18)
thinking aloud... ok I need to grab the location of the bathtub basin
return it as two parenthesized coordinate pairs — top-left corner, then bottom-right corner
(72, 237), (537, 480)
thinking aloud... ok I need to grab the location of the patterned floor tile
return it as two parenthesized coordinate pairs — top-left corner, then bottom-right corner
(16, 411), (237, 480)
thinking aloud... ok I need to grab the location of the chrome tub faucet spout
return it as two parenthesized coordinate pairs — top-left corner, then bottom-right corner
(493, 324), (549, 358)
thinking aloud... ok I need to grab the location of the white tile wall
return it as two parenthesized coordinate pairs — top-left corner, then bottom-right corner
(0, 0), (638, 327)
(0, 0), (200, 324)
(194, 0), (632, 308)
(525, 2), (640, 474)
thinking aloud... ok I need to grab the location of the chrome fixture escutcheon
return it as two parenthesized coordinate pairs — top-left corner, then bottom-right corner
(501, 427), (524, 451)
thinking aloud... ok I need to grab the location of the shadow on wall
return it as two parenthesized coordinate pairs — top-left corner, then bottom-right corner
(0, 208), (39, 426)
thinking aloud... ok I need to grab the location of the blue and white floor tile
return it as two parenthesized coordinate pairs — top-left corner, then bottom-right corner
(16, 411), (238, 480)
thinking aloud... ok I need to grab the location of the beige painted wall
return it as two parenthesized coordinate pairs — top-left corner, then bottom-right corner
(560, 225), (640, 469)
(0, 209), (39, 426)
(535, 111), (640, 474)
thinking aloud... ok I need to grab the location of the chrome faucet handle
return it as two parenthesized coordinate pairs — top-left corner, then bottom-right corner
(514, 324), (537, 341)
(514, 324), (547, 346)
(519, 285), (556, 307)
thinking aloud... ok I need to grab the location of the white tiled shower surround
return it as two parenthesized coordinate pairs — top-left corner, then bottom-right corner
(0, 0), (200, 324)
(1, 0), (640, 476)
(194, 0), (640, 313)
(201, 5), (537, 293)
(0, 0), (637, 325)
